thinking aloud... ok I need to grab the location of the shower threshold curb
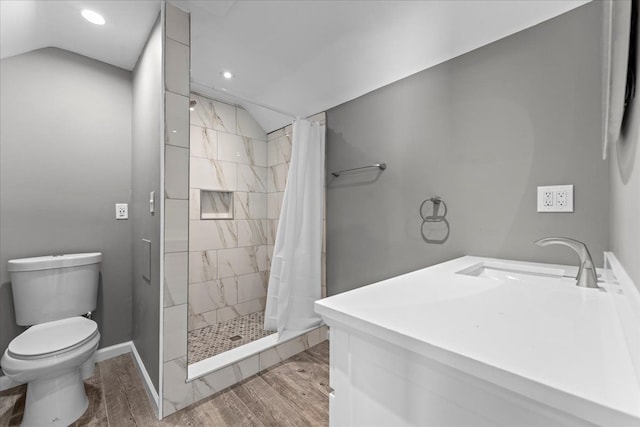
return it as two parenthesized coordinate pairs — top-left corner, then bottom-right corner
(186, 325), (320, 381)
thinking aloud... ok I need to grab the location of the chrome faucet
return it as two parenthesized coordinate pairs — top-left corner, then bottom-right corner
(534, 237), (599, 289)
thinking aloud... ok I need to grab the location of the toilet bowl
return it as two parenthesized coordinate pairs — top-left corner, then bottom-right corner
(1, 316), (100, 426)
(2, 252), (102, 426)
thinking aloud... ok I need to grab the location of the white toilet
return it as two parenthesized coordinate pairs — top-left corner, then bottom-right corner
(1, 253), (102, 426)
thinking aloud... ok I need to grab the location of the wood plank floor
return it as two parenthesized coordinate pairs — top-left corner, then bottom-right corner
(0, 341), (329, 427)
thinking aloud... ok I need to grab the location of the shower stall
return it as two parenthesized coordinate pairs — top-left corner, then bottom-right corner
(185, 91), (327, 377)
(159, 6), (327, 417)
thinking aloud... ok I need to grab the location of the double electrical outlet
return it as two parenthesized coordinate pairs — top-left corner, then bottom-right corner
(115, 203), (128, 220)
(537, 185), (573, 212)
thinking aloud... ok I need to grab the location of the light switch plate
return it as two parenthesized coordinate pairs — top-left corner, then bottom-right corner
(537, 185), (573, 212)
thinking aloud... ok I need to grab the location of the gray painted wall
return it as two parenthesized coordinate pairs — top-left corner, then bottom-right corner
(611, 5), (640, 289)
(326, 2), (609, 295)
(131, 15), (162, 391)
(0, 48), (133, 359)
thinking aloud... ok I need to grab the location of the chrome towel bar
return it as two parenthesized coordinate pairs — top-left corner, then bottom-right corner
(331, 163), (386, 177)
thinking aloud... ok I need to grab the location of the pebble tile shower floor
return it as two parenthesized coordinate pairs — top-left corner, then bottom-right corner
(188, 311), (276, 363)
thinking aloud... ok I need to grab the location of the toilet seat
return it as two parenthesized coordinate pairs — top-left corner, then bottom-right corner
(8, 317), (98, 360)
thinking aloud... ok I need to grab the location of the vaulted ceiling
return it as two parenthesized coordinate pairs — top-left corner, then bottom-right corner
(1, 0), (591, 132)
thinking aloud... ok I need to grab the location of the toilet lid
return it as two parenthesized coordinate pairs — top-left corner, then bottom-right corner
(8, 317), (98, 358)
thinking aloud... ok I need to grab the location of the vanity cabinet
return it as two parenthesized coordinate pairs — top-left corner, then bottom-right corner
(327, 324), (594, 427)
(316, 256), (640, 427)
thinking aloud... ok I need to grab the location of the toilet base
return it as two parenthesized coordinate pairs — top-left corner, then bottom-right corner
(21, 367), (88, 427)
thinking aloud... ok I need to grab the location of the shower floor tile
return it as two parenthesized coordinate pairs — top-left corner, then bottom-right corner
(188, 311), (275, 363)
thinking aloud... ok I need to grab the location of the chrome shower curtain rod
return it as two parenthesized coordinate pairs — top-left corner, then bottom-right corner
(190, 79), (299, 120)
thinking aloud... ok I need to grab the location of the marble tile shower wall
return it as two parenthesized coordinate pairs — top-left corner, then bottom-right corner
(188, 93), (269, 332)
(162, 2), (191, 417)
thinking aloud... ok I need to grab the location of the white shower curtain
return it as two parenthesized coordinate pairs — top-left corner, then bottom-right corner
(264, 118), (325, 335)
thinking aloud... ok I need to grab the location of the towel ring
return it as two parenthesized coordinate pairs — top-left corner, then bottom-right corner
(419, 197), (447, 222)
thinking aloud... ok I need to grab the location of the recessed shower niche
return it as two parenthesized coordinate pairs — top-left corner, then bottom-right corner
(199, 190), (233, 220)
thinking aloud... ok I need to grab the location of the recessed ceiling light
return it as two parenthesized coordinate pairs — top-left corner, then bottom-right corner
(222, 71), (234, 79)
(81, 10), (105, 26)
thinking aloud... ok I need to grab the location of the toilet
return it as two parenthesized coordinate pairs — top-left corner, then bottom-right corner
(1, 253), (102, 426)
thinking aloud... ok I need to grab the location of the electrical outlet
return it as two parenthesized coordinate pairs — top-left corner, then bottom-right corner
(115, 203), (128, 220)
(537, 185), (573, 212)
(556, 190), (567, 207)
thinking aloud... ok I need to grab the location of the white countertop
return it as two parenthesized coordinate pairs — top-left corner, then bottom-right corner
(315, 256), (640, 424)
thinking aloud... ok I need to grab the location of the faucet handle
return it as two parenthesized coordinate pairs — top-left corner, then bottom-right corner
(534, 237), (599, 289)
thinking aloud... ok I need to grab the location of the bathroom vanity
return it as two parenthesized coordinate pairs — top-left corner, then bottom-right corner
(315, 256), (640, 427)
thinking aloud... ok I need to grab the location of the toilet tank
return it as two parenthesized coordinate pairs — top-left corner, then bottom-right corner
(7, 253), (102, 326)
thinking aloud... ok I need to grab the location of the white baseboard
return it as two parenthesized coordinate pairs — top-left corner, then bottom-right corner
(1, 339), (160, 419)
(130, 341), (160, 417)
(95, 341), (132, 363)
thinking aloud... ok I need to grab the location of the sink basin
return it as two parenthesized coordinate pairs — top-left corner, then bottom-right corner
(456, 261), (567, 282)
